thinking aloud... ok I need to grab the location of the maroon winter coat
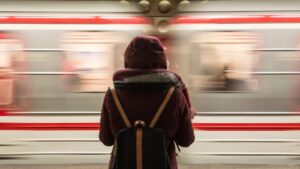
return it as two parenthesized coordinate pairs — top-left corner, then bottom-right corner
(99, 36), (195, 169)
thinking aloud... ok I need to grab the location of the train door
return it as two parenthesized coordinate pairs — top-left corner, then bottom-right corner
(0, 33), (27, 111)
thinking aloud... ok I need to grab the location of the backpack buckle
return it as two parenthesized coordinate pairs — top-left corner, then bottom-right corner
(134, 120), (146, 128)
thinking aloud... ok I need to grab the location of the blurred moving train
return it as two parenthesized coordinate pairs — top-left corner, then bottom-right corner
(170, 0), (300, 165)
(0, 0), (152, 164)
(1, 0), (300, 166)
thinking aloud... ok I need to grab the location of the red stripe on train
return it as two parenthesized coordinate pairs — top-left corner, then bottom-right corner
(172, 15), (300, 24)
(193, 123), (300, 131)
(0, 16), (150, 24)
(1, 123), (300, 131)
(0, 123), (99, 130)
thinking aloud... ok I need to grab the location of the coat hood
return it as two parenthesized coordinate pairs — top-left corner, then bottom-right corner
(124, 36), (167, 69)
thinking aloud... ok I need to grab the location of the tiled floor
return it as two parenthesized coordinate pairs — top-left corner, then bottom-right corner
(1, 165), (300, 169)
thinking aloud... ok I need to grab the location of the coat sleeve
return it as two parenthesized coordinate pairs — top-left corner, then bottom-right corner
(174, 91), (195, 147)
(99, 90), (114, 146)
(180, 83), (196, 118)
(174, 73), (196, 118)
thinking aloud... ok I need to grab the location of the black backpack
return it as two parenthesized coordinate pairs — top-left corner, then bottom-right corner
(110, 87), (175, 169)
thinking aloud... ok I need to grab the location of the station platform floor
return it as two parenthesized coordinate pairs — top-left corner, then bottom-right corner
(1, 164), (300, 169)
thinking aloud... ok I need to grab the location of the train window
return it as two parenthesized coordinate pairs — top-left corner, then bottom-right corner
(188, 32), (259, 92)
(60, 32), (126, 92)
(0, 39), (13, 68)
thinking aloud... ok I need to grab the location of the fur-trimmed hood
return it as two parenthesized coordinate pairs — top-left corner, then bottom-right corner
(113, 69), (183, 87)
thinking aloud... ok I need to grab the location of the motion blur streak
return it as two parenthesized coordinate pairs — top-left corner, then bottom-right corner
(1, 0), (300, 166)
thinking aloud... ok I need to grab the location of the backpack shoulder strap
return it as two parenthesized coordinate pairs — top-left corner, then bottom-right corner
(149, 86), (175, 128)
(110, 88), (132, 128)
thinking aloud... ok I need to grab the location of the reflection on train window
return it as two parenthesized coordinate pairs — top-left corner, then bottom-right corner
(189, 32), (259, 92)
(60, 32), (127, 92)
(0, 32), (27, 110)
